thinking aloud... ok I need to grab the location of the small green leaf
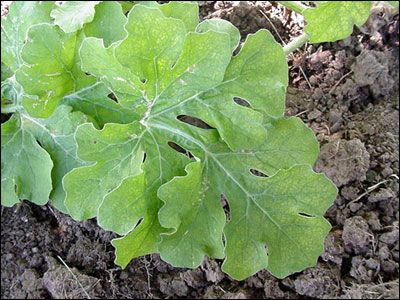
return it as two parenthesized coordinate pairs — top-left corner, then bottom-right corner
(50, 1), (100, 33)
(304, 1), (372, 43)
(84, 1), (127, 47)
(1, 113), (53, 206)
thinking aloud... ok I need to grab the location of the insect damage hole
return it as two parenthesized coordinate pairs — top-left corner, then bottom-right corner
(233, 97), (251, 107)
(250, 169), (269, 178)
(107, 93), (118, 103)
(177, 115), (215, 130)
(298, 212), (316, 218)
(220, 194), (231, 223)
(167, 141), (195, 160)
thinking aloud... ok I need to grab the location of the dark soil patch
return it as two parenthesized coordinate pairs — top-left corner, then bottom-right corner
(1, 1), (399, 299)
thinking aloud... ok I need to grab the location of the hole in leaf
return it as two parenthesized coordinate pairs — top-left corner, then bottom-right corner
(93, 140), (98, 144)
(298, 212), (315, 218)
(221, 194), (231, 223)
(14, 183), (18, 193)
(1, 113), (12, 123)
(140, 78), (147, 84)
(84, 72), (91, 76)
(233, 97), (251, 107)
(177, 115), (215, 130)
(107, 93), (118, 103)
(250, 169), (269, 178)
(135, 217), (144, 228)
(167, 141), (195, 160)
(142, 153), (147, 163)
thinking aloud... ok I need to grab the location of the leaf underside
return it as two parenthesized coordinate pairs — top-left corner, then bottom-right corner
(1, 1), (338, 280)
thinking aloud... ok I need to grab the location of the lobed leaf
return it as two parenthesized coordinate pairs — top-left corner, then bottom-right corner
(59, 4), (338, 279)
(1, 1), (338, 280)
(1, 113), (53, 206)
(304, 1), (372, 43)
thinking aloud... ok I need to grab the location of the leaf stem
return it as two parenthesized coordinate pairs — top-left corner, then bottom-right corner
(283, 32), (310, 55)
(278, 1), (308, 14)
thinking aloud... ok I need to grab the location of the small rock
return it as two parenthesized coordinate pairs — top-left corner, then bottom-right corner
(330, 122), (342, 133)
(321, 231), (344, 265)
(381, 260), (398, 274)
(379, 229), (399, 245)
(315, 139), (370, 187)
(308, 109), (322, 120)
(343, 216), (371, 254)
(378, 244), (391, 260)
(381, 166), (394, 178)
(368, 188), (395, 203)
(365, 258), (379, 269)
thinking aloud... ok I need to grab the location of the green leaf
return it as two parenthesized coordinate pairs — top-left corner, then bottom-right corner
(157, 161), (226, 268)
(1, 1), (55, 72)
(304, 1), (372, 43)
(20, 105), (90, 212)
(84, 1), (127, 47)
(60, 82), (140, 127)
(118, 1), (141, 14)
(221, 165), (337, 279)
(2, 1), (338, 279)
(157, 1), (199, 32)
(196, 19), (241, 53)
(63, 121), (145, 220)
(1, 76), (23, 113)
(50, 1), (100, 33)
(60, 4), (334, 276)
(15, 24), (97, 118)
(1, 113), (53, 206)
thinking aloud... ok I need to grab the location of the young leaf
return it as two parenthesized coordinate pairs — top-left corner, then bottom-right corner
(50, 1), (100, 33)
(1, 113), (53, 206)
(304, 1), (372, 43)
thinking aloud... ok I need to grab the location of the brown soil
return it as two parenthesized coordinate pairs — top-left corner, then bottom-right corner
(1, 2), (399, 299)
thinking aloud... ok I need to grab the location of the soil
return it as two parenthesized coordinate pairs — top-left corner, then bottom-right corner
(1, 1), (399, 299)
